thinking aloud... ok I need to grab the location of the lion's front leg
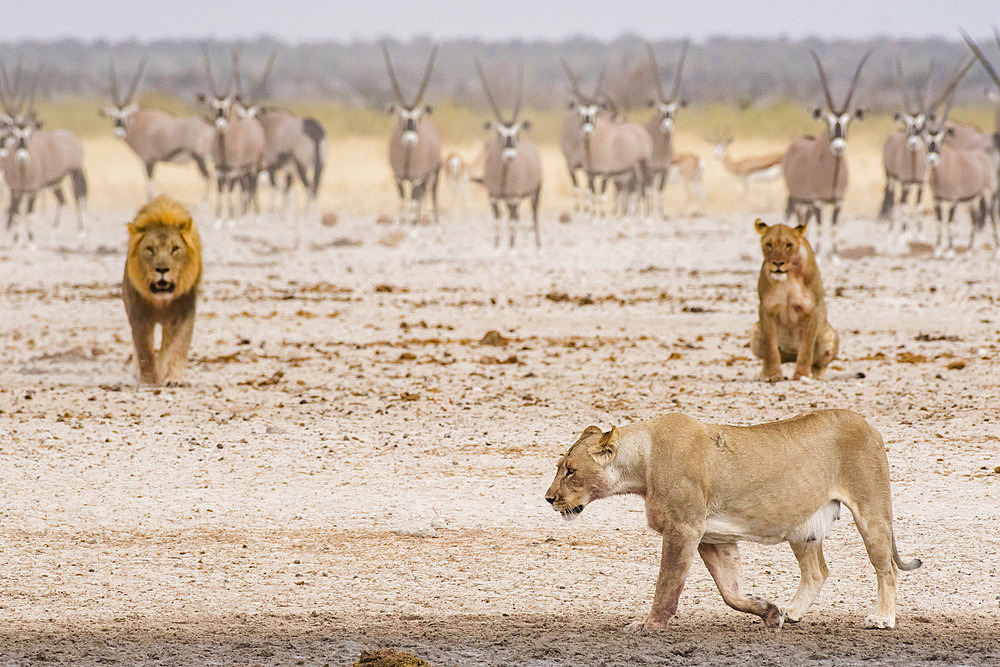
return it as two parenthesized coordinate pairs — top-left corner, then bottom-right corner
(128, 313), (160, 386)
(793, 318), (820, 380)
(626, 523), (700, 634)
(158, 309), (196, 386)
(753, 317), (783, 382)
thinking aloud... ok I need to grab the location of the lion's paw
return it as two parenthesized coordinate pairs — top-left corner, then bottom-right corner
(781, 607), (803, 624)
(624, 619), (667, 635)
(862, 614), (895, 630)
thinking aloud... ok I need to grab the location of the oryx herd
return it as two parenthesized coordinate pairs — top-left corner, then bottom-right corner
(2, 33), (1000, 256)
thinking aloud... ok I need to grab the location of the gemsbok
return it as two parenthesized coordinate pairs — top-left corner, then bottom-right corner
(877, 59), (933, 247)
(198, 49), (266, 225)
(782, 50), (871, 259)
(559, 60), (603, 216)
(962, 27), (1000, 211)
(475, 59), (543, 248)
(383, 44), (442, 226)
(710, 131), (784, 198)
(922, 69), (999, 258)
(595, 89), (655, 217)
(101, 59), (214, 202)
(232, 53), (328, 217)
(645, 41), (688, 219)
(1, 67), (87, 245)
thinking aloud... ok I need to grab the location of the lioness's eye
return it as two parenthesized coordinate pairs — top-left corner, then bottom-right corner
(786, 243), (792, 251)
(565, 466), (575, 476)
(764, 243), (772, 250)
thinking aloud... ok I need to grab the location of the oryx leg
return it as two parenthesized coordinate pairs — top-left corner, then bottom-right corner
(51, 187), (66, 230)
(193, 155), (211, 204)
(699, 543), (783, 629)
(144, 161), (157, 201)
(70, 169), (87, 236)
(829, 202), (842, 259)
(784, 540), (829, 623)
(506, 199), (519, 248)
(567, 165), (582, 214)
(531, 187), (541, 248)
(429, 167), (441, 224)
(490, 199), (502, 248)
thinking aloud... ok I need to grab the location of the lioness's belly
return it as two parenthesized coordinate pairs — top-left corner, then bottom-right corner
(701, 500), (841, 545)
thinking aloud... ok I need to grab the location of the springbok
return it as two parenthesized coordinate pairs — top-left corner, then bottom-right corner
(443, 151), (471, 216)
(666, 151), (706, 209)
(877, 59), (933, 246)
(782, 50), (871, 259)
(1, 67), (87, 245)
(232, 54), (327, 217)
(198, 49), (266, 225)
(644, 41), (688, 219)
(383, 44), (441, 226)
(922, 65), (999, 258)
(710, 131), (784, 198)
(101, 59), (214, 202)
(475, 59), (543, 248)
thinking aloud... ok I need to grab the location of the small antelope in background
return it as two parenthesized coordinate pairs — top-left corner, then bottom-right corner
(475, 59), (543, 248)
(0, 65), (87, 245)
(877, 58), (932, 246)
(922, 60), (999, 258)
(709, 131), (783, 198)
(198, 49), (266, 225)
(443, 151), (472, 216)
(101, 59), (214, 202)
(666, 151), (706, 209)
(383, 44), (442, 226)
(644, 41), (688, 219)
(782, 50), (871, 259)
(233, 52), (328, 217)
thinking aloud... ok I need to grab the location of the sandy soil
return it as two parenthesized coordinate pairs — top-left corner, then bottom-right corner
(1, 204), (999, 666)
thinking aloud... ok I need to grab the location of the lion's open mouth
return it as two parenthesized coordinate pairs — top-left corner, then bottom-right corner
(150, 280), (175, 294)
(560, 505), (584, 520)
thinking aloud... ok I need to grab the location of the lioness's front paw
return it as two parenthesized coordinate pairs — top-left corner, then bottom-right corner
(624, 618), (667, 634)
(793, 372), (814, 383)
(781, 607), (803, 624)
(761, 370), (783, 383)
(862, 614), (895, 630)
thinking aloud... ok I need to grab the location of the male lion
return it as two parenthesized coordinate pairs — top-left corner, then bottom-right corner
(544, 409), (921, 633)
(750, 218), (838, 382)
(122, 196), (202, 386)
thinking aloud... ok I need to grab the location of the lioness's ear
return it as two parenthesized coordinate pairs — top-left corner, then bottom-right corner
(795, 223), (807, 237)
(754, 218), (768, 236)
(579, 425), (602, 439)
(588, 425), (621, 465)
(127, 222), (138, 236)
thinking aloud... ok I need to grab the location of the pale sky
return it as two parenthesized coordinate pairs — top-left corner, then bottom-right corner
(1, 0), (997, 43)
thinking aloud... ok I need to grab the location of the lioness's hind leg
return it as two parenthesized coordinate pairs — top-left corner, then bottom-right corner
(784, 540), (829, 622)
(698, 543), (784, 630)
(812, 325), (839, 378)
(844, 500), (899, 629)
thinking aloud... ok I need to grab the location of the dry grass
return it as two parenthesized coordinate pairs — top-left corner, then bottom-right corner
(51, 98), (997, 219)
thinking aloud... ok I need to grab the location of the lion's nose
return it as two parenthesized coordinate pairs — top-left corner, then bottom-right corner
(156, 267), (169, 275)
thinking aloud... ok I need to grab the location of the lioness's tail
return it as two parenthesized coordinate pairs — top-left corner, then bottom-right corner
(893, 539), (921, 571)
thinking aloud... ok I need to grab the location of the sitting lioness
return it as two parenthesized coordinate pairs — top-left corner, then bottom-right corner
(122, 196), (202, 386)
(545, 410), (921, 633)
(750, 218), (838, 381)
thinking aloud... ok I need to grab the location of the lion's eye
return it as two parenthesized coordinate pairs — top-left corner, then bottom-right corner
(171, 245), (181, 254)
(764, 243), (772, 250)
(786, 243), (793, 251)
(144, 247), (154, 256)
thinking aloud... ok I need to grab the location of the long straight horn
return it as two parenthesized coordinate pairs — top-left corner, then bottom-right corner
(916, 61), (935, 111)
(231, 49), (243, 98)
(512, 62), (524, 123)
(930, 56), (976, 111)
(842, 50), (873, 111)
(0, 61), (9, 112)
(593, 63), (606, 100)
(124, 58), (146, 105)
(381, 44), (406, 105)
(412, 44), (437, 107)
(475, 57), (504, 122)
(669, 39), (689, 102)
(645, 44), (665, 101)
(22, 66), (41, 117)
(961, 28), (1000, 90)
(253, 50), (277, 102)
(203, 47), (222, 97)
(895, 56), (915, 114)
(108, 60), (121, 106)
(809, 50), (836, 111)
(561, 58), (583, 98)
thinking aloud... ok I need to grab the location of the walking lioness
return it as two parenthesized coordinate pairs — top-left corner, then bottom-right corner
(750, 218), (838, 381)
(544, 409), (921, 633)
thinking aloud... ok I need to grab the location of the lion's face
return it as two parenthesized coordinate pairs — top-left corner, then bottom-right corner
(128, 226), (195, 304)
(544, 426), (619, 521)
(756, 219), (807, 282)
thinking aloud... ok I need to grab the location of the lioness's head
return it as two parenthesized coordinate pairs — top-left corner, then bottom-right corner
(755, 218), (808, 281)
(126, 197), (202, 304)
(545, 425), (620, 520)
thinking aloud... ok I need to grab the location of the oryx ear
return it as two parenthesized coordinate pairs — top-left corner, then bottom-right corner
(811, 107), (823, 120)
(196, 93), (207, 103)
(588, 426), (621, 465)
(946, 126), (955, 136)
(384, 103), (396, 114)
(99, 107), (110, 117)
(483, 120), (492, 131)
(521, 119), (531, 130)
(754, 217), (769, 235)
(893, 111), (901, 122)
(855, 108), (866, 120)
(647, 99), (656, 108)
(679, 99), (688, 108)
(567, 99), (576, 110)
(424, 104), (433, 114)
